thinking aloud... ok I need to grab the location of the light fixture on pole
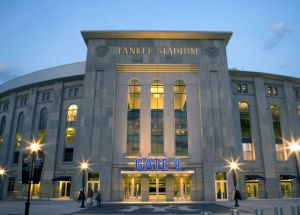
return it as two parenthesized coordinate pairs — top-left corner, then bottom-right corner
(24, 140), (42, 215)
(79, 160), (90, 208)
(0, 167), (7, 200)
(288, 140), (300, 189)
(226, 157), (242, 207)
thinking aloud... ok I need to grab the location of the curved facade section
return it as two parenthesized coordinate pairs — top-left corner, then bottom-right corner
(1, 31), (300, 202)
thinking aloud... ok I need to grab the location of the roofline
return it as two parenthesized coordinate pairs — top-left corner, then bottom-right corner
(229, 69), (300, 84)
(81, 30), (232, 46)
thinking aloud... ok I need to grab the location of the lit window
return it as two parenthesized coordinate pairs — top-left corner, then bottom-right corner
(239, 101), (255, 161)
(297, 106), (300, 117)
(0, 116), (6, 144)
(242, 84), (248, 93)
(268, 87), (272, 95)
(127, 79), (140, 156)
(67, 104), (78, 122)
(65, 127), (76, 143)
(271, 105), (286, 161)
(236, 84), (242, 93)
(15, 112), (24, 147)
(38, 108), (48, 144)
(267, 86), (279, 96)
(151, 80), (164, 155)
(174, 80), (188, 156)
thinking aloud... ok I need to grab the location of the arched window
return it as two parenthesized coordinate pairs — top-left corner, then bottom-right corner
(67, 104), (78, 122)
(174, 80), (188, 156)
(271, 104), (286, 161)
(239, 101), (255, 160)
(151, 80), (164, 155)
(127, 79), (140, 156)
(65, 104), (77, 144)
(38, 108), (48, 144)
(0, 116), (6, 144)
(15, 112), (24, 147)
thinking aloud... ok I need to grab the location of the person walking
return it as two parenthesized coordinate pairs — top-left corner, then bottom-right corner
(95, 191), (101, 207)
(86, 188), (94, 207)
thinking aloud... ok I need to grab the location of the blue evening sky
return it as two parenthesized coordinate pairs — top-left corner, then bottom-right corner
(0, 0), (299, 84)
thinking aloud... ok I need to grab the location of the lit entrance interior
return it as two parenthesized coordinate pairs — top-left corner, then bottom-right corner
(281, 181), (292, 197)
(59, 181), (71, 198)
(149, 174), (166, 201)
(122, 171), (193, 202)
(215, 172), (228, 200)
(246, 181), (259, 198)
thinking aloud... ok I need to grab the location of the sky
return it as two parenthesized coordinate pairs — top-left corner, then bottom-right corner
(0, 0), (299, 84)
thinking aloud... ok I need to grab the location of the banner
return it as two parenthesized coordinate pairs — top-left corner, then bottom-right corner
(22, 153), (45, 184)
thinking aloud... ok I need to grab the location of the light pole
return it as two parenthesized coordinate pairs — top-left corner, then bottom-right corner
(289, 142), (300, 189)
(228, 158), (241, 207)
(24, 141), (41, 215)
(79, 160), (89, 208)
(0, 167), (7, 200)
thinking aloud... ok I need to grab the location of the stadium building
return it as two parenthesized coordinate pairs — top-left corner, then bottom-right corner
(0, 31), (300, 202)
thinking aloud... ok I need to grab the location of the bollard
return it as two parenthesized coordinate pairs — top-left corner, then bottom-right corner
(254, 208), (264, 215)
(201, 212), (212, 215)
(291, 205), (300, 215)
(230, 208), (239, 215)
(274, 207), (283, 215)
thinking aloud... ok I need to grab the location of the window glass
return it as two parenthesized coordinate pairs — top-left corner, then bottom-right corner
(65, 127), (76, 143)
(151, 80), (164, 155)
(63, 148), (73, 162)
(174, 80), (188, 156)
(0, 116), (6, 144)
(67, 104), (78, 122)
(15, 112), (24, 147)
(297, 106), (300, 116)
(239, 101), (255, 160)
(39, 108), (48, 130)
(271, 105), (286, 161)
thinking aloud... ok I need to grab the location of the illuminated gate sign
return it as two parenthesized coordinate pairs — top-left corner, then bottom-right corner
(135, 158), (181, 171)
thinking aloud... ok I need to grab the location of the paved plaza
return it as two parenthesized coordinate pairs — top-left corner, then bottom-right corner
(0, 199), (300, 215)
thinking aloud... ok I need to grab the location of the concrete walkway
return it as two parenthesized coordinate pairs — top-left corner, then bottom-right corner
(0, 198), (299, 215)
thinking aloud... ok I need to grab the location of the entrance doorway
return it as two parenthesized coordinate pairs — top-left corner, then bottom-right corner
(59, 181), (71, 198)
(124, 175), (141, 200)
(149, 175), (166, 201)
(246, 182), (258, 198)
(281, 181), (292, 197)
(215, 172), (228, 200)
(174, 175), (191, 200)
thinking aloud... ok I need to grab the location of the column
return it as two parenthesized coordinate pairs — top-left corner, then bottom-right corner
(166, 175), (174, 201)
(156, 178), (159, 198)
(164, 84), (174, 156)
(141, 175), (149, 201)
(130, 177), (135, 197)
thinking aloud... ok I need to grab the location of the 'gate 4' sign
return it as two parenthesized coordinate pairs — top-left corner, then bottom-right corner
(135, 158), (181, 171)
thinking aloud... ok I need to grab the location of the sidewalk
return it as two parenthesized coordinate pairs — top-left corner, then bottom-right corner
(216, 198), (300, 215)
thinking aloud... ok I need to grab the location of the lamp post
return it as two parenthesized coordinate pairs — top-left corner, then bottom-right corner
(80, 161), (89, 208)
(24, 141), (41, 215)
(228, 159), (241, 207)
(0, 167), (7, 200)
(289, 142), (300, 189)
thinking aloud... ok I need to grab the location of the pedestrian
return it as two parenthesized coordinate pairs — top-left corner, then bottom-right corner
(95, 191), (101, 207)
(78, 190), (85, 206)
(86, 188), (94, 207)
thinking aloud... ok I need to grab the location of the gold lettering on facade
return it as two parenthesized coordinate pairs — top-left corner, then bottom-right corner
(116, 47), (199, 55)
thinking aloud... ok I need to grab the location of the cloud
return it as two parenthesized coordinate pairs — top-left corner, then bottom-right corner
(0, 64), (23, 85)
(263, 22), (291, 50)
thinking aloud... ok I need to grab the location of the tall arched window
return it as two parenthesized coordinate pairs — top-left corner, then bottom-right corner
(15, 112), (24, 147)
(239, 101), (255, 160)
(127, 79), (140, 156)
(151, 80), (164, 155)
(65, 104), (77, 144)
(174, 80), (188, 156)
(0, 116), (6, 144)
(271, 104), (286, 161)
(38, 108), (48, 144)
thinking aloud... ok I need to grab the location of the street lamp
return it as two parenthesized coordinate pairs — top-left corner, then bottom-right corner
(79, 160), (89, 208)
(288, 141), (300, 189)
(226, 157), (241, 207)
(24, 141), (42, 215)
(0, 167), (7, 200)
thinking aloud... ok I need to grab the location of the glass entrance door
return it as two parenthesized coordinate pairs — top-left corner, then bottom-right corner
(149, 176), (166, 201)
(174, 176), (191, 200)
(124, 175), (141, 200)
(59, 181), (71, 198)
(215, 172), (228, 200)
(246, 182), (258, 198)
(281, 181), (292, 197)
